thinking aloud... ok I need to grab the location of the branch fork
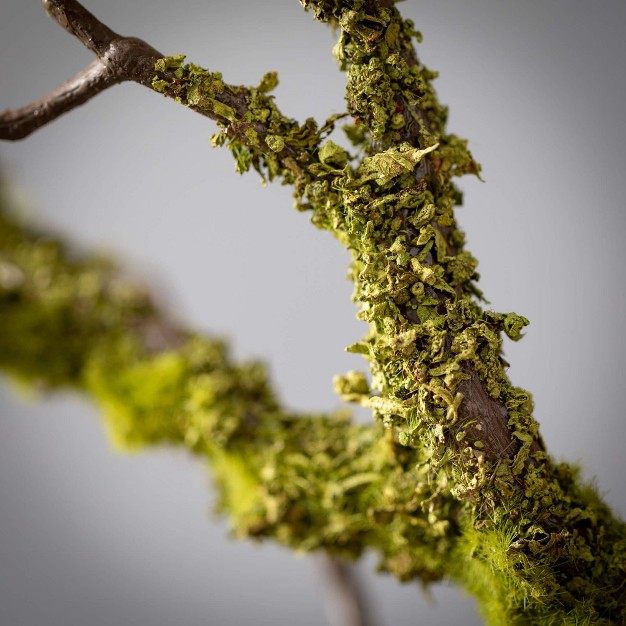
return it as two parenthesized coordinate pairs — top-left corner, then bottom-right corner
(0, 0), (162, 140)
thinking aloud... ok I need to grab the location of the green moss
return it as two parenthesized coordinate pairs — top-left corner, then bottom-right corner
(208, 446), (263, 525)
(85, 346), (188, 449)
(1, 0), (625, 622)
(151, 57), (324, 185)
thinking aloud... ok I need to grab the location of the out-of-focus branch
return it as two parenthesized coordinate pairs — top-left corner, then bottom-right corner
(318, 555), (376, 626)
(0, 184), (461, 588)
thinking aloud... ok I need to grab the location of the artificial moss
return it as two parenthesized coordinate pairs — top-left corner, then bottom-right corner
(1, 0), (625, 623)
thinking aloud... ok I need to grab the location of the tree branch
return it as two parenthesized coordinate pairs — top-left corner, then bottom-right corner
(0, 60), (115, 140)
(298, 1), (626, 619)
(1, 0), (323, 199)
(317, 556), (375, 626)
(305, 0), (522, 470)
(0, 0), (163, 140)
(0, 185), (460, 587)
(2, 1), (625, 622)
(42, 0), (122, 57)
(41, 0), (169, 88)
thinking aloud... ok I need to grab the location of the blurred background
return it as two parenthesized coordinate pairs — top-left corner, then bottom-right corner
(1, 1), (625, 624)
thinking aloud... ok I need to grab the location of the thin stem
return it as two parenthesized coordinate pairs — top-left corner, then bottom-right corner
(0, 0), (163, 141)
(42, 0), (121, 56)
(317, 555), (376, 626)
(0, 60), (116, 140)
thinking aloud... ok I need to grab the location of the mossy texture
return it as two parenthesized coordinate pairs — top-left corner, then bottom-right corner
(1, 0), (625, 624)
(0, 201), (461, 583)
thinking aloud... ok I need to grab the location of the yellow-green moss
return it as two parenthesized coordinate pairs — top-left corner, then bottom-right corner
(1, 0), (625, 623)
(85, 347), (187, 449)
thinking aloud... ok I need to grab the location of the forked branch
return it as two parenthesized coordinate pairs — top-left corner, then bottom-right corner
(1, 0), (322, 197)
(0, 0), (162, 140)
(3, 1), (625, 623)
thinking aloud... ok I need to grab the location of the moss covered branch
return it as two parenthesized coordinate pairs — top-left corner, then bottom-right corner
(0, 195), (462, 584)
(0, 0), (625, 624)
(148, 0), (626, 620)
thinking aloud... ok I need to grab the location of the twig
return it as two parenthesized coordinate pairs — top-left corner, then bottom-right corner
(1, 0), (317, 191)
(42, 0), (124, 57)
(0, 0), (163, 140)
(317, 555), (376, 626)
(0, 60), (115, 140)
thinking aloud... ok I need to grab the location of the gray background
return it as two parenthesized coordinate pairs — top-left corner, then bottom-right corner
(1, 1), (625, 625)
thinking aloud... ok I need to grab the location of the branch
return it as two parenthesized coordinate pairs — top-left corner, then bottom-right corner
(0, 184), (460, 586)
(2, 1), (625, 622)
(304, 0), (519, 471)
(0, 0), (323, 198)
(0, 60), (115, 140)
(42, 0), (123, 57)
(298, 1), (626, 620)
(0, 0), (162, 140)
(317, 556), (375, 626)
